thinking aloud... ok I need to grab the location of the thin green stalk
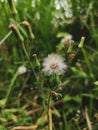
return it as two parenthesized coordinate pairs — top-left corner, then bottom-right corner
(0, 70), (18, 108)
(5, 71), (18, 106)
(81, 48), (95, 80)
(75, 122), (81, 130)
(90, 13), (98, 49)
(63, 111), (70, 130)
(21, 42), (37, 80)
(40, 79), (47, 113)
(78, 37), (95, 80)
(0, 31), (12, 45)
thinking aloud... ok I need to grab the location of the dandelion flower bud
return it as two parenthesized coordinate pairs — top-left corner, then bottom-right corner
(22, 21), (30, 26)
(32, 53), (40, 67)
(9, 24), (24, 42)
(78, 37), (85, 48)
(22, 21), (35, 40)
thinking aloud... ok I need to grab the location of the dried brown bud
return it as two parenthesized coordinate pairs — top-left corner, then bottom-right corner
(50, 91), (56, 96)
(69, 52), (76, 59)
(32, 53), (37, 57)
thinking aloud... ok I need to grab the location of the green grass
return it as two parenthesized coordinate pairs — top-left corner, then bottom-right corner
(0, 0), (98, 130)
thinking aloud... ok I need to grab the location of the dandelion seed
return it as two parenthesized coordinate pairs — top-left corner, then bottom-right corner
(42, 54), (67, 75)
(18, 66), (27, 75)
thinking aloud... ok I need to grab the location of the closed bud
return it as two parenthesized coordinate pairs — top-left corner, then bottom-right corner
(50, 91), (62, 99)
(22, 21), (35, 40)
(50, 91), (56, 96)
(9, 24), (24, 42)
(32, 53), (40, 67)
(22, 21), (30, 26)
(78, 37), (85, 48)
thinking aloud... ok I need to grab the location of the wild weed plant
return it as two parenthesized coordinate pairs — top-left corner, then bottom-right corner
(0, 0), (98, 130)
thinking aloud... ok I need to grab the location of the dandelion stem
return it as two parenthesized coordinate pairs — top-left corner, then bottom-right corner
(0, 31), (12, 45)
(5, 71), (18, 106)
(82, 48), (95, 80)
(21, 42), (37, 80)
(47, 95), (52, 130)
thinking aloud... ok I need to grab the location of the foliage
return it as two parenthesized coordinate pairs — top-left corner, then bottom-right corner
(0, 0), (98, 130)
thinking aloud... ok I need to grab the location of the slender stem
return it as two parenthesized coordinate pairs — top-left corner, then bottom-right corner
(63, 111), (70, 130)
(5, 71), (18, 105)
(0, 31), (12, 45)
(90, 10), (98, 49)
(81, 48), (95, 80)
(47, 95), (52, 130)
(21, 42), (37, 80)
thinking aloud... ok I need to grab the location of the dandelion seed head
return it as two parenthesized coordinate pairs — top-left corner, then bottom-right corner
(42, 54), (67, 75)
(18, 66), (27, 75)
(61, 34), (73, 44)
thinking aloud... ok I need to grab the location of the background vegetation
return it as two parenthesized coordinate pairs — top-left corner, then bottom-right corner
(0, 0), (98, 130)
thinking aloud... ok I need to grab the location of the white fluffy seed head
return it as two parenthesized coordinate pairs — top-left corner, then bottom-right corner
(61, 34), (73, 44)
(18, 66), (27, 75)
(42, 54), (67, 75)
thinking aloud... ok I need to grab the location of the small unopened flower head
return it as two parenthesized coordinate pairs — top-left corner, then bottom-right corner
(32, 53), (40, 67)
(22, 21), (30, 26)
(22, 21), (35, 39)
(42, 54), (67, 75)
(32, 53), (37, 57)
(18, 66), (27, 75)
(9, 23), (24, 42)
(9, 24), (16, 29)
(78, 37), (85, 48)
